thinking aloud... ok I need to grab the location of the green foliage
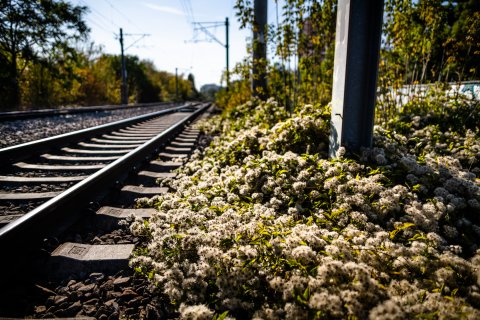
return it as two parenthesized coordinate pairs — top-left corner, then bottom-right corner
(212, 311), (230, 320)
(230, 0), (479, 127)
(7, 47), (199, 109)
(382, 0), (480, 84)
(0, 1), (201, 110)
(215, 79), (252, 112)
(379, 88), (480, 170)
(0, 0), (88, 109)
(378, 0), (480, 121)
(227, 0), (337, 110)
(389, 222), (416, 240)
(130, 93), (480, 317)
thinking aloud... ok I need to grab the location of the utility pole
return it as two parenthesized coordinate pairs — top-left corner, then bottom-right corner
(329, 0), (384, 157)
(117, 29), (150, 105)
(225, 17), (230, 91)
(175, 67), (179, 101)
(119, 28), (128, 105)
(190, 19), (230, 91)
(252, 0), (267, 99)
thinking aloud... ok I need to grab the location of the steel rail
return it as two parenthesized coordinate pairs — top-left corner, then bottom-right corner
(0, 103), (209, 262)
(0, 103), (199, 166)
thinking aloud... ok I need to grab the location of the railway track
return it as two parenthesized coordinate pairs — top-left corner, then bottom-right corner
(0, 102), (209, 284)
(0, 101), (176, 121)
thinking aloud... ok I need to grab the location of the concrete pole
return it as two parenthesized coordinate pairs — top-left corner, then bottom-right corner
(225, 17), (230, 91)
(119, 28), (128, 105)
(329, 0), (384, 157)
(252, 0), (267, 99)
(175, 67), (179, 101)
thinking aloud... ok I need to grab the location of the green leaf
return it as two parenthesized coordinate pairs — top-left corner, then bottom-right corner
(389, 222), (415, 240)
(412, 184), (422, 192)
(408, 233), (427, 242)
(213, 311), (229, 320)
(303, 287), (310, 300)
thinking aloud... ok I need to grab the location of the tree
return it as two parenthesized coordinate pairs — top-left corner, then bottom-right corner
(382, 0), (480, 84)
(234, 0), (337, 108)
(0, 0), (88, 109)
(187, 73), (200, 99)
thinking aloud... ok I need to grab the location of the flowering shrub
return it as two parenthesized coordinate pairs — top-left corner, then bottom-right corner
(131, 98), (480, 319)
(383, 98), (479, 171)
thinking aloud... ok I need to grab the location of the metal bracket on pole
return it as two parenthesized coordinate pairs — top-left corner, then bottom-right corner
(189, 19), (230, 91)
(329, 0), (384, 157)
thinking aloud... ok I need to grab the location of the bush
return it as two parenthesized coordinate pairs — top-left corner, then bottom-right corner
(130, 97), (480, 319)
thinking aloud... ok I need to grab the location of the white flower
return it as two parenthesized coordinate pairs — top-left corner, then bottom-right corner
(179, 304), (214, 320)
(309, 292), (343, 317)
(287, 207), (298, 215)
(292, 181), (306, 195)
(291, 245), (316, 264)
(129, 98), (480, 318)
(368, 300), (405, 320)
(336, 146), (346, 158)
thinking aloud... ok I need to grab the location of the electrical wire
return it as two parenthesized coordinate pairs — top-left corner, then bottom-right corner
(179, 0), (195, 24)
(79, 0), (119, 30)
(86, 16), (113, 34)
(78, 0), (151, 52)
(102, 0), (146, 34)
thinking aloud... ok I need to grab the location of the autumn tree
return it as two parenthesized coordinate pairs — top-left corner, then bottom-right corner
(0, 0), (88, 109)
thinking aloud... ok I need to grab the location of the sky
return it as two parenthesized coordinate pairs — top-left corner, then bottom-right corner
(70, 0), (281, 90)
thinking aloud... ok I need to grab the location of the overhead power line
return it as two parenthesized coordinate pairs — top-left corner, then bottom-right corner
(179, 0), (195, 23)
(86, 16), (112, 33)
(102, 0), (146, 33)
(187, 18), (230, 90)
(79, 0), (119, 30)
(190, 21), (225, 46)
(123, 33), (151, 50)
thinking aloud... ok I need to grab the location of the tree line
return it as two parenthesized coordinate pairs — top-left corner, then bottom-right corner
(0, 0), (199, 111)
(219, 0), (479, 112)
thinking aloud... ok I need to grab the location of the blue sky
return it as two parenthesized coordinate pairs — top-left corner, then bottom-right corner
(71, 0), (281, 89)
